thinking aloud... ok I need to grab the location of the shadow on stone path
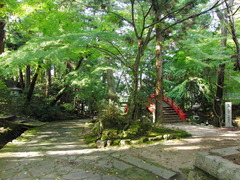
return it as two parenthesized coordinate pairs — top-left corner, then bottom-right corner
(0, 119), (176, 180)
(121, 123), (240, 179)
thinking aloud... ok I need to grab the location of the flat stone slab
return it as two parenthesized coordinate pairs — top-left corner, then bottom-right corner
(195, 146), (240, 180)
(109, 152), (176, 180)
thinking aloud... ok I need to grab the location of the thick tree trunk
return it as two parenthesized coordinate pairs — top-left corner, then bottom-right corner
(214, 64), (225, 126)
(152, 0), (164, 124)
(155, 32), (164, 124)
(213, 2), (228, 126)
(26, 65), (41, 102)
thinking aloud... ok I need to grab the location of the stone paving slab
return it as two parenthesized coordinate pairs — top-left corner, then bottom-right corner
(210, 145), (240, 156)
(109, 152), (177, 179)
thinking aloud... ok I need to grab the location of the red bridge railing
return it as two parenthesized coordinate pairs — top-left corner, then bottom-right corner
(149, 94), (186, 122)
(162, 94), (186, 122)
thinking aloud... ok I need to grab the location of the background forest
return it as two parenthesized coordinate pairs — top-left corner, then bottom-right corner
(0, 0), (239, 128)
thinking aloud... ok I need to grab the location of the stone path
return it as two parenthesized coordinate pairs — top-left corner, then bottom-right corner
(122, 123), (240, 179)
(0, 119), (176, 180)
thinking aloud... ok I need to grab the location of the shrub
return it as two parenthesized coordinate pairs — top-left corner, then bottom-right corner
(121, 121), (151, 138)
(22, 103), (67, 122)
(60, 103), (76, 112)
(0, 80), (11, 113)
(94, 105), (128, 134)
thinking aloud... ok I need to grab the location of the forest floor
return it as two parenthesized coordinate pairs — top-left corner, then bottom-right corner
(0, 119), (239, 179)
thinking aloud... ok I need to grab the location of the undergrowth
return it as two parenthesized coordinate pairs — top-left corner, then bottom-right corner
(84, 105), (191, 146)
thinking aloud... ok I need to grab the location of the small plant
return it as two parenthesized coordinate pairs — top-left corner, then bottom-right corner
(121, 121), (151, 138)
(93, 105), (128, 135)
(60, 103), (76, 112)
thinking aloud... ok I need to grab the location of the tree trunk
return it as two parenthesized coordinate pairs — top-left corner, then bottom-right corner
(213, 2), (228, 126)
(50, 86), (68, 106)
(49, 56), (85, 106)
(0, 20), (5, 54)
(107, 68), (116, 104)
(25, 65), (31, 89)
(155, 32), (164, 124)
(19, 68), (24, 89)
(0, 2), (5, 54)
(224, 0), (240, 70)
(214, 64), (225, 126)
(46, 64), (52, 96)
(128, 53), (142, 121)
(26, 65), (41, 103)
(152, 0), (164, 124)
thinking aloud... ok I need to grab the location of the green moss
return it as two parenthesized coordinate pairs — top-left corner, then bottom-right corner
(83, 120), (191, 146)
(188, 168), (218, 180)
(120, 167), (158, 179)
(147, 126), (191, 139)
(0, 121), (27, 148)
(84, 133), (99, 145)
(15, 128), (38, 142)
(113, 139), (121, 145)
(0, 112), (8, 117)
(180, 168), (192, 175)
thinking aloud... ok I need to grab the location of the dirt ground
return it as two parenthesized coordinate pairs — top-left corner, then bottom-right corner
(118, 123), (240, 177)
(224, 153), (240, 165)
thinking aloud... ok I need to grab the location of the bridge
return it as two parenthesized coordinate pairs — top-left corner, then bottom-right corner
(122, 94), (186, 123)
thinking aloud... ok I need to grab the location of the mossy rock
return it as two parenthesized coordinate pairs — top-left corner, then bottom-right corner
(101, 129), (119, 140)
(121, 122), (151, 139)
(84, 119), (191, 147)
(113, 139), (121, 145)
(84, 133), (99, 145)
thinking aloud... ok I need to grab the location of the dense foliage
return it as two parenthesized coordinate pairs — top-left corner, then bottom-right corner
(0, 0), (239, 127)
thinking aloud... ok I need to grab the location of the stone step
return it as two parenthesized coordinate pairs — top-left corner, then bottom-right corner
(162, 106), (182, 123)
(195, 146), (240, 180)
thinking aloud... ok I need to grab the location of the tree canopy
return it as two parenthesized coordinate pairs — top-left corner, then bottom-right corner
(0, 0), (239, 126)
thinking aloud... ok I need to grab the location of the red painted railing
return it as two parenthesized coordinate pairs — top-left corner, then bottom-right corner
(162, 94), (186, 122)
(148, 94), (186, 122)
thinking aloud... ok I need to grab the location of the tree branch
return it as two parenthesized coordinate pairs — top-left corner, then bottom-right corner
(224, 0), (240, 68)
(130, 0), (140, 40)
(161, 0), (222, 33)
(91, 45), (132, 70)
(145, 0), (196, 30)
